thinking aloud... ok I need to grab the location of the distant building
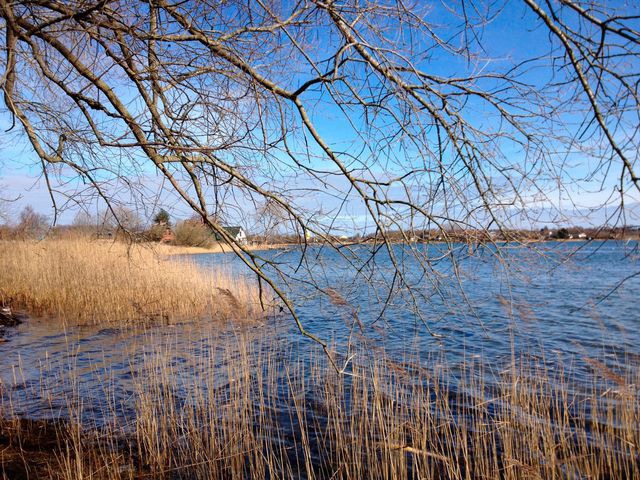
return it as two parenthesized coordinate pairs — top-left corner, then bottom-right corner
(215, 226), (247, 245)
(195, 216), (248, 245)
(540, 227), (554, 238)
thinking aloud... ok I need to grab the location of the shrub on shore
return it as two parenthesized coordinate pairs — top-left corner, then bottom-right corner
(172, 220), (215, 248)
(144, 223), (168, 242)
(0, 238), (258, 323)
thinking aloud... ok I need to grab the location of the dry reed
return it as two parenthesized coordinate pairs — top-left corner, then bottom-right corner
(1, 328), (637, 479)
(0, 238), (259, 324)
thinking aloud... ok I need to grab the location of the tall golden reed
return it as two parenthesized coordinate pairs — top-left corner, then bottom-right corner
(2, 328), (637, 479)
(0, 238), (259, 323)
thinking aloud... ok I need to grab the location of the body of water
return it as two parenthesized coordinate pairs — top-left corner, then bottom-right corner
(0, 240), (638, 429)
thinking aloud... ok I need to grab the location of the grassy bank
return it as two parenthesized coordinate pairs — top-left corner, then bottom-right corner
(0, 239), (259, 324)
(1, 329), (638, 479)
(154, 241), (289, 256)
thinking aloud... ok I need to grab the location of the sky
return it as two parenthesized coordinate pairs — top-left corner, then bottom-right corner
(1, 0), (638, 231)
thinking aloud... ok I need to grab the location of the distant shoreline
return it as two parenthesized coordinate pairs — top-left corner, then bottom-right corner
(156, 241), (292, 256)
(159, 236), (640, 256)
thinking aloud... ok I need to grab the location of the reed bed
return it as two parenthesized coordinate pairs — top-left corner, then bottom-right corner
(1, 327), (637, 479)
(0, 238), (259, 324)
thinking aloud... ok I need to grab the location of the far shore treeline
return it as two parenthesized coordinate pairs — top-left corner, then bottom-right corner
(1, 205), (638, 246)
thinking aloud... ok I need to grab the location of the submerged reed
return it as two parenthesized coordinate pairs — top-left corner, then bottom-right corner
(0, 238), (259, 324)
(1, 326), (637, 479)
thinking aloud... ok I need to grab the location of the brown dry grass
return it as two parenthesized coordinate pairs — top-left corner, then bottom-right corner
(0, 238), (260, 324)
(1, 330), (638, 479)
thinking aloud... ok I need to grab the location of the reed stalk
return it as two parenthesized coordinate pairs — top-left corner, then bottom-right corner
(0, 238), (259, 324)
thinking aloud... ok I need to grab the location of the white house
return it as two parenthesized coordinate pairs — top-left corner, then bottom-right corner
(216, 226), (247, 245)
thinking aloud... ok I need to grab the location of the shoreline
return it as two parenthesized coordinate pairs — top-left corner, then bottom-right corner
(155, 241), (291, 256)
(160, 237), (639, 256)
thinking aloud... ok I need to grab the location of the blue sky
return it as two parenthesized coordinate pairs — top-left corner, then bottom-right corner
(1, 0), (638, 230)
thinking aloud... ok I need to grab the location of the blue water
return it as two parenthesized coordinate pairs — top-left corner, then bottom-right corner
(193, 241), (640, 373)
(0, 240), (638, 425)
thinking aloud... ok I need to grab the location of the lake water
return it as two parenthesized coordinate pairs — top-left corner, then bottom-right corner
(194, 240), (639, 371)
(1, 240), (638, 427)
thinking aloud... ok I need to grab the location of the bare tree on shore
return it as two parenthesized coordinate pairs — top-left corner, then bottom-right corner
(0, 182), (14, 224)
(1, 0), (638, 349)
(15, 205), (49, 238)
